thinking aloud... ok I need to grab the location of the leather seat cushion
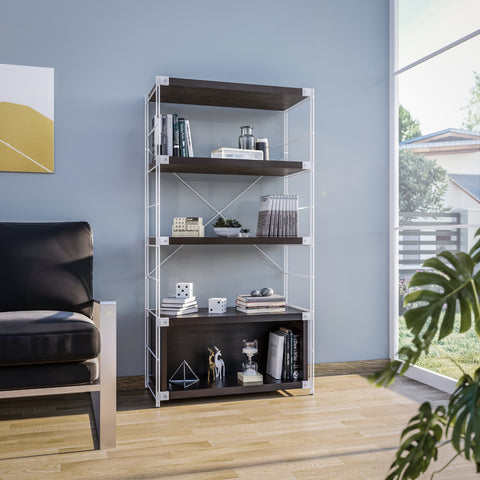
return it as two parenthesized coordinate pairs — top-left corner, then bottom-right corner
(0, 358), (99, 389)
(0, 310), (101, 366)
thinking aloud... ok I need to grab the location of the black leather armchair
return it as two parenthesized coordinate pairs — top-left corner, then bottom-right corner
(0, 222), (116, 449)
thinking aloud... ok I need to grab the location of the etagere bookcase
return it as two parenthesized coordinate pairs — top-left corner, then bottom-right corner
(145, 76), (315, 407)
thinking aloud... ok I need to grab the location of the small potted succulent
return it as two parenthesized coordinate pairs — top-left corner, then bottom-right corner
(213, 217), (242, 237)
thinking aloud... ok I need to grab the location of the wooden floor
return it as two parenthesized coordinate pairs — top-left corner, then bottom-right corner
(0, 375), (476, 480)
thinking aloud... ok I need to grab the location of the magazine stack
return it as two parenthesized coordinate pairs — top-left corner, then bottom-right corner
(159, 296), (198, 316)
(256, 194), (299, 237)
(235, 294), (286, 314)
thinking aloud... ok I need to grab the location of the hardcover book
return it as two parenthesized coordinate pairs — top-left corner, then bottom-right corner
(266, 331), (285, 380)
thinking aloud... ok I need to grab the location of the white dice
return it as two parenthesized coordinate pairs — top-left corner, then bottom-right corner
(176, 282), (193, 298)
(208, 297), (227, 314)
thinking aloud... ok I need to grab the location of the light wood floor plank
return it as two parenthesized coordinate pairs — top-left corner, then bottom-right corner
(0, 375), (477, 479)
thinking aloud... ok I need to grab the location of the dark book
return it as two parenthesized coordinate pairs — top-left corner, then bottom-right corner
(173, 114), (180, 156)
(178, 118), (187, 157)
(279, 327), (293, 381)
(161, 114), (167, 155)
(292, 334), (301, 381)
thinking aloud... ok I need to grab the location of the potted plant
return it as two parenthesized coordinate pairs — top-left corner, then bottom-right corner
(370, 227), (480, 479)
(213, 217), (242, 237)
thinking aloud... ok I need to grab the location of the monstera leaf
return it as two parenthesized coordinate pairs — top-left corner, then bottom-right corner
(369, 228), (480, 480)
(371, 228), (480, 389)
(447, 368), (480, 467)
(386, 403), (446, 480)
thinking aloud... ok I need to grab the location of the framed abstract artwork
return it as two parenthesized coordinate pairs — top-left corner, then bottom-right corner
(0, 64), (54, 173)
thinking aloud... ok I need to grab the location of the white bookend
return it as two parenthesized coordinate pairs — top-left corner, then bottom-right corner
(266, 331), (285, 380)
(185, 119), (194, 157)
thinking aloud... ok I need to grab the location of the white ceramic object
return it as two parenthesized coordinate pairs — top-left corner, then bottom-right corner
(213, 227), (241, 238)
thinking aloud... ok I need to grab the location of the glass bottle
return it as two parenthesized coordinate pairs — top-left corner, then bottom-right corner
(238, 126), (255, 150)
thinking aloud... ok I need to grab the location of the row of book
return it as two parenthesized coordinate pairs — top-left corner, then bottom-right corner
(235, 293), (286, 314)
(256, 194), (299, 237)
(153, 114), (194, 157)
(159, 296), (198, 316)
(266, 327), (301, 382)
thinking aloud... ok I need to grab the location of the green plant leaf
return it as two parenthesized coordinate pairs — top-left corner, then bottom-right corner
(385, 403), (446, 480)
(448, 368), (480, 462)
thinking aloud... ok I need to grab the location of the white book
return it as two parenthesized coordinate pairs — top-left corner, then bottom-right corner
(162, 296), (196, 304)
(161, 301), (198, 309)
(185, 119), (194, 157)
(270, 195), (280, 237)
(236, 305), (286, 314)
(293, 195), (299, 237)
(153, 115), (160, 156)
(266, 331), (285, 380)
(256, 195), (273, 237)
(166, 114), (173, 156)
(159, 306), (199, 316)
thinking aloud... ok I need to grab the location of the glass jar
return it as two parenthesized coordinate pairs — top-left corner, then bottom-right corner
(238, 125), (255, 150)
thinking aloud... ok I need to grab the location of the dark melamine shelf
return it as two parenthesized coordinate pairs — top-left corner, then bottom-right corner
(150, 156), (307, 177)
(165, 372), (303, 400)
(148, 236), (305, 246)
(151, 307), (305, 326)
(149, 77), (308, 111)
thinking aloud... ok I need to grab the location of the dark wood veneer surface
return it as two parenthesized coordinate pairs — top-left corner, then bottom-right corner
(150, 77), (308, 111)
(150, 156), (307, 176)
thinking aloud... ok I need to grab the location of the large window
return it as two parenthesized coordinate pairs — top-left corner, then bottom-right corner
(392, 0), (480, 390)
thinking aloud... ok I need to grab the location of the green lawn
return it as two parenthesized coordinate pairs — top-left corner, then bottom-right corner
(398, 315), (480, 379)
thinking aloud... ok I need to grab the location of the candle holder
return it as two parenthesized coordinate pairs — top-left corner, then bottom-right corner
(237, 339), (263, 385)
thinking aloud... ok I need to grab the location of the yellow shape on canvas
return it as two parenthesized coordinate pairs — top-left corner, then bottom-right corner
(0, 101), (54, 173)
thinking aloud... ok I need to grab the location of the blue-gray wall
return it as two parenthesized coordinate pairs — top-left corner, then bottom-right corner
(0, 0), (389, 376)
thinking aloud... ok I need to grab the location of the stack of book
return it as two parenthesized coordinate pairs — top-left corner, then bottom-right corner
(236, 294), (286, 314)
(256, 194), (299, 237)
(266, 327), (301, 382)
(159, 296), (198, 316)
(152, 114), (194, 157)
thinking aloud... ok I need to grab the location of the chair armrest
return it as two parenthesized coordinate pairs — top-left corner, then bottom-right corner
(92, 300), (117, 381)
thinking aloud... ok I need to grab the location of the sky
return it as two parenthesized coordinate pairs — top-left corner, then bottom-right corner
(398, 0), (480, 135)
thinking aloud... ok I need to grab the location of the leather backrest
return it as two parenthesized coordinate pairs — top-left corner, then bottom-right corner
(0, 222), (93, 317)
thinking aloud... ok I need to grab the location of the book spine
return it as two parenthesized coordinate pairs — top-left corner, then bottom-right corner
(153, 115), (160, 156)
(173, 114), (180, 156)
(166, 114), (173, 156)
(292, 334), (300, 381)
(269, 195), (278, 237)
(161, 114), (167, 155)
(178, 118), (187, 157)
(185, 119), (194, 157)
(256, 195), (272, 237)
(294, 195), (299, 237)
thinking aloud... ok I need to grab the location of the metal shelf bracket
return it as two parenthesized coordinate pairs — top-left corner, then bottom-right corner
(302, 312), (312, 321)
(157, 76), (169, 86)
(159, 391), (169, 401)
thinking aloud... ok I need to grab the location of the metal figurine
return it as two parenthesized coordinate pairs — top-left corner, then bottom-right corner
(214, 345), (225, 379)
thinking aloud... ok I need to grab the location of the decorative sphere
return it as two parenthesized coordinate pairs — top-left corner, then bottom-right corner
(261, 288), (274, 296)
(250, 289), (261, 297)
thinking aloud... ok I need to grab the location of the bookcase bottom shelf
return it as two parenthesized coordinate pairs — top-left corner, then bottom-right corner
(149, 372), (304, 401)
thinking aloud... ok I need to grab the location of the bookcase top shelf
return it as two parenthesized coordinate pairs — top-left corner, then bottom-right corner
(148, 237), (307, 246)
(150, 156), (308, 176)
(149, 77), (310, 111)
